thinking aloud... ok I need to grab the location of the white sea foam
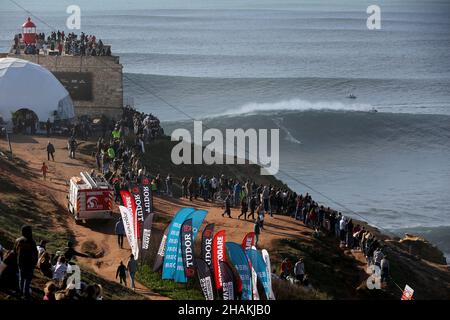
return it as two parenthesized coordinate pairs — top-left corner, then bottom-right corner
(212, 99), (373, 118)
(273, 117), (302, 145)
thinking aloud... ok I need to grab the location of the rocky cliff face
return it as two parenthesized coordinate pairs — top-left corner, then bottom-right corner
(399, 234), (447, 265)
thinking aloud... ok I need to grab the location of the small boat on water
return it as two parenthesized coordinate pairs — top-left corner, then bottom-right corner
(347, 93), (357, 99)
(369, 107), (378, 113)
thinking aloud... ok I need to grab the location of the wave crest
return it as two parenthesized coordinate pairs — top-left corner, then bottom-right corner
(215, 99), (374, 118)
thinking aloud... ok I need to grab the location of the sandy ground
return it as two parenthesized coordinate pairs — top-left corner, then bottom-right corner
(0, 134), (368, 299)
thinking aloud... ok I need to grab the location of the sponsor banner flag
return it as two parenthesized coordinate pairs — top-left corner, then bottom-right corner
(140, 177), (153, 216)
(261, 249), (276, 300)
(201, 223), (215, 266)
(180, 218), (195, 278)
(130, 184), (144, 239)
(120, 190), (138, 241)
(241, 232), (256, 250)
(246, 247), (271, 300)
(174, 210), (208, 283)
(225, 242), (252, 300)
(195, 258), (215, 300)
(251, 265), (260, 300)
(220, 261), (235, 300)
(118, 205), (139, 259)
(141, 212), (154, 256)
(212, 230), (226, 289)
(153, 224), (170, 272)
(401, 285), (414, 300)
(162, 207), (196, 280)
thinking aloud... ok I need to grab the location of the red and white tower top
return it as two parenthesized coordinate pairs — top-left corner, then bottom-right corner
(22, 17), (37, 44)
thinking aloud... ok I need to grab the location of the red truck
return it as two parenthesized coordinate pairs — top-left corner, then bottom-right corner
(68, 171), (114, 222)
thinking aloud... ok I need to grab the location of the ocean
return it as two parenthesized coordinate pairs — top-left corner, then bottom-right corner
(1, 0), (449, 259)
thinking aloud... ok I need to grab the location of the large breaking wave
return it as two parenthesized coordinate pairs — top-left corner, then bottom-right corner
(211, 99), (373, 118)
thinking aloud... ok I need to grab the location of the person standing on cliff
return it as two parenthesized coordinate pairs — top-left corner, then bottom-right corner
(181, 177), (188, 199)
(294, 258), (305, 284)
(47, 141), (55, 161)
(68, 136), (77, 159)
(254, 217), (261, 245)
(339, 215), (347, 245)
(187, 177), (195, 201)
(115, 217), (125, 249)
(262, 185), (270, 216)
(116, 261), (127, 287)
(14, 225), (38, 299)
(248, 195), (257, 220)
(380, 255), (390, 284)
(165, 174), (173, 197)
(233, 181), (242, 208)
(127, 254), (137, 291)
(222, 194), (232, 218)
(238, 196), (248, 220)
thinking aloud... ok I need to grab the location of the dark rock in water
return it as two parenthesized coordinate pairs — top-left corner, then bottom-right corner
(400, 234), (447, 265)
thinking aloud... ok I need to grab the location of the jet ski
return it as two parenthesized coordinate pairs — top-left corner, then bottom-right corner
(369, 107), (378, 113)
(347, 93), (357, 99)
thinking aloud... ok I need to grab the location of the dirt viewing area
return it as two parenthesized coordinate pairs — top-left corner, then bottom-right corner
(1, 134), (449, 300)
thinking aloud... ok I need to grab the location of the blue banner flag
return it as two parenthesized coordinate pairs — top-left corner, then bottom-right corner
(162, 207), (195, 280)
(225, 242), (252, 300)
(174, 209), (208, 282)
(246, 248), (270, 300)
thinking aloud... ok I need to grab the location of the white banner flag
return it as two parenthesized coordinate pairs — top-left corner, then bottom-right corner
(119, 205), (139, 259)
(262, 249), (276, 300)
(251, 245), (259, 300)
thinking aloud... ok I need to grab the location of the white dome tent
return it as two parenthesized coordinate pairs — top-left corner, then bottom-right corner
(0, 57), (75, 122)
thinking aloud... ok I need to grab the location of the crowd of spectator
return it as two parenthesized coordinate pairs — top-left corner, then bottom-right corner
(0, 226), (104, 300)
(13, 30), (111, 56)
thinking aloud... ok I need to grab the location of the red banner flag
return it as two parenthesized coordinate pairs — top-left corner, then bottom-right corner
(241, 232), (256, 250)
(120, 190), (138, 241)
(212, 230), (226, 289)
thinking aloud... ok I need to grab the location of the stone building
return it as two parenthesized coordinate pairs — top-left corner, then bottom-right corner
(6, 53), (123, 119)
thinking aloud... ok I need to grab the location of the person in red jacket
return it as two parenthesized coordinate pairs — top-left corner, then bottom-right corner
(41, 162), (48, 180)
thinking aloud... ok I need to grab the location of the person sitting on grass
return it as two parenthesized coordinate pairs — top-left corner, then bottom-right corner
(43, 281), (56, 300)
(53, 256), (72, 286)
(38, 252), (53, 278)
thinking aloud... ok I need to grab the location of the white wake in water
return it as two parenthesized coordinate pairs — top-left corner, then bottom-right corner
(213, 98), (374, 118)
(273, 117), (302, 145)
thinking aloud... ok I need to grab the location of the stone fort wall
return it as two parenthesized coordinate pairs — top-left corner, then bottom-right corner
(6, 53), (123, 119)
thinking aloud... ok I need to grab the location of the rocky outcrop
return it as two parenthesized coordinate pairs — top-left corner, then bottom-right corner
(399, 234), (447, 265)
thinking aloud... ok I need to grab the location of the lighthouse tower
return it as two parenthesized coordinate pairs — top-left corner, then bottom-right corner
(22, 17), (37, 44)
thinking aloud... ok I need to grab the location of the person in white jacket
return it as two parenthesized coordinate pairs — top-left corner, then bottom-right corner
(294, 258), (305, 284)
(53, 256), (72, 283)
